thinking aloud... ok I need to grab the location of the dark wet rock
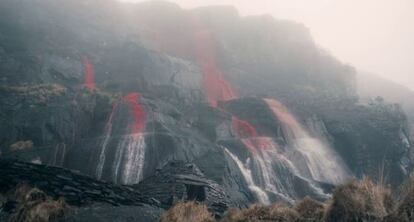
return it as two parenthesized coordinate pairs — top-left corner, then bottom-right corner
(0, 160), (159, 207)
(0, 0), (412, 215)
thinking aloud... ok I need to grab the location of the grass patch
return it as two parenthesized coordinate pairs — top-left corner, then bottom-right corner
(324, 177), (393, 222)
(5, 183), (66, 222)
(160, 201), (215, 222)
(221, 203), (299, 222)
(9, 141), (33, 152)
(162, 177), (413, 222)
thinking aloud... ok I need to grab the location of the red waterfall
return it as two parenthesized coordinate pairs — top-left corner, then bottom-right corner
(232, 117), (258, 154)
(264, 98), (303, 132)
(191, 16), (236, 107)
(146, 14), (268, 155)
(122, 93), (146, 134)
(232, 117), (272, 154)
(191, 16), (272, 154)
(145, 14), (236, 107)
(82, 57), (96, 90)
(232, 117), (258, 138)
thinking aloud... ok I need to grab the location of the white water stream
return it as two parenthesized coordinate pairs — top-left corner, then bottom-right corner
(113, 134), (146, 184)
(264, 98), (350, 184)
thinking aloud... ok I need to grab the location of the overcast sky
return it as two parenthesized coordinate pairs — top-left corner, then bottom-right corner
(121, 0), (414, 90)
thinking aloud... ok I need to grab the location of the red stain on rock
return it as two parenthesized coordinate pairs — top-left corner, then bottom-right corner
(241, 139), (258, 155)
(264, 98), (303, 133)
(191, 17), (236, 107)
(144, 14), (236, 107)
(143, 15), (271, 155)
(82, 57), (96, 90)
(122, 93), (146, 134)
(232, 117), (258, 139)
(232, 117), (272, 154)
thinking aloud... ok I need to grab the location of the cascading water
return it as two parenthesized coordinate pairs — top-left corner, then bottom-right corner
(96, 102), (119, 180)
(225, 148), (270, 204)
(191, 15), (235, 107)
(149, 14), (332, 203)
(264, 98), (350, 184)
(51, 143), (66, 166)
(95, 93), (147, 184)
(113, 133), (146, 184)
(82, 56), (96, 90)
(230, 113), (302, 203)
(251, 139), (290, 199)
(112, 93), (147, 184)
(188, 15), (305, 203)
(226, 135), (315, 204)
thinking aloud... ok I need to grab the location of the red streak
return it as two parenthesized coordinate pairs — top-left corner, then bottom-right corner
(145, 15), (268, 155)
(232, 117), (258, 139)
(240, 138), (272, 155)
(241, 139), (257, 154)
(82, 57), (96, 90)
(264, 99), (303, 132)
(191, 16), (236, 107)
(122, 93), (146, 134)
(232, 117), (272, 154)
(145, 14), (236, 107)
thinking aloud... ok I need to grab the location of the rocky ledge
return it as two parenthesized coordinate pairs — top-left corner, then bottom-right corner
(0, 159), (159, 207)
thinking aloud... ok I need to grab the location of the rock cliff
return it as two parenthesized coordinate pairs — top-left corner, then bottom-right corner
(0, 0), (412, 217)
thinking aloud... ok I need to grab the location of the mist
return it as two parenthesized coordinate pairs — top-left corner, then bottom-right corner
(121, 0), (414, 90)
(2, 1), (414, 219)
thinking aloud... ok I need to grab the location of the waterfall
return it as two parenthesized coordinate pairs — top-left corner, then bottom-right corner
(226, 98), (348, 203)
(112, 93), (146, 184)
(264, 98), (350, 184)
(227, 137), (305, 204)
(191, 15), (236, 107)
(251, 140), (290, 197)
(113, 134), (146, 184)
(225, 148), (270, 204)
(95, 103), (119, 180)
(96, 93), (147, 184)
(229, 114), (306, 203)
(51, 143), (66, 166)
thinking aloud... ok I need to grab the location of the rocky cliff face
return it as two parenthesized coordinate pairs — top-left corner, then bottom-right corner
(0, 0), (412, 210)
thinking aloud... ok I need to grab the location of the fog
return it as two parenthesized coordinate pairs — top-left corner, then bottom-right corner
(120, 0), (414, 90)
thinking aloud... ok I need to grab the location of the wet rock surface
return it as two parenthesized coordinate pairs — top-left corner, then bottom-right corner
(0, 160), (159, 207)
(0, 1), (412, 219)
